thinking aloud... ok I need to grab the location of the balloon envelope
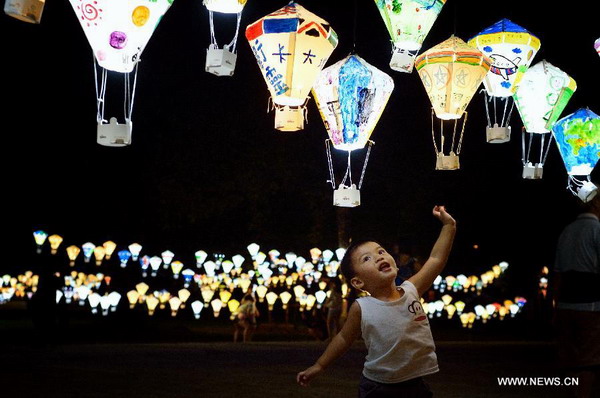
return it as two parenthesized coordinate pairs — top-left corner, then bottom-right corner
(513, 60), (577, 134)
(468, 19), (540, 98)
(312, 54), (394, 151)
(245, 2), (338, 106)
(552, 108), (600, 175)
(69, 0), (174, 73)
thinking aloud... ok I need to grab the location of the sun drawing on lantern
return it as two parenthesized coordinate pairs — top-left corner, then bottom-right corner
(76, 0), (103, 27)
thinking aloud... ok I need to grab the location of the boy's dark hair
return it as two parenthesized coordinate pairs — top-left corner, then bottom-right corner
(340, 239), (382, 285)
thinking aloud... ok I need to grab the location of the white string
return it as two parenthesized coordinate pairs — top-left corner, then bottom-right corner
(358, 141), (374, 190)
(209, 11), (217, 48)
(227, 12), (242, 53)
(325, 139), (336, 189)
(430, 108), (439, 155)
(482, 89), (491, 127)
(94, 55), (108, 124)
(456, 111), (467, 155)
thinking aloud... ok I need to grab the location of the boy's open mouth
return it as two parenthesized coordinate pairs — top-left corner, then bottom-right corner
(379, 262), (392, 272)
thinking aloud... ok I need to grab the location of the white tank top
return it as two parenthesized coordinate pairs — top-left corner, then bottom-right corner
(357, 280), (439, 383)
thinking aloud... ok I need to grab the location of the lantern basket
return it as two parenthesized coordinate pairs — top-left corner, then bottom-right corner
(4, 0), (44, 23)
(97, 117), (132, 147)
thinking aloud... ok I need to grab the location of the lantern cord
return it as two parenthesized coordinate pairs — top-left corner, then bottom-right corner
(340, 151), (353, 187)
(541, 133), (554, 165)
(500, 97), (514, 128)
(493, 96), (497, 125)
(325, 139), (336, 189)
(94, 56), (108, 123)
(358, 141), (374, 190)
(482, 90), (492, 127)
(451, 118), (457, 153)
(124, 63), (139, 122)
(539, 134), (545, 164)
(567, 175), (587, 196)
(209, 11), (242, 53)
(456, 111), (467, 155)
(352, 0), (358, 53)
(430, 108), (439, 155)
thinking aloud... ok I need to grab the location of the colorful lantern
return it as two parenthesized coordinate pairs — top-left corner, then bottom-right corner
(4, 0), (45, 23)
(33, 230), (47, 254)
(415, 36), (491, 170)
(312, 54), (394, 207)
(468, 19), (540, 143)
(373, 0), (447, 73)
(552, 108), (600, 202)
(513, 60), (576, 179)
(246, 1), (338, 131)
(204, 0), (248, 76)
(595, 38), (600, 57)
(68, 0), (174, 146)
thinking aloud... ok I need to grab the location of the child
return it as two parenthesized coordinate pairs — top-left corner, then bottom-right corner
(297, 205), (456, 397)
(233, 294), (260, 343)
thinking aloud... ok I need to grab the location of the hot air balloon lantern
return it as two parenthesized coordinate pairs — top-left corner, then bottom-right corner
(552, 108), (600, 202)
(203, 0), (249, 76)
(246, 1), (338, 131)
(513, 60), (577, 179)
(312, 54), (394, 207)
(4, 0), (45, 23)
(415, 36), (491, 170)
(68, 0), (174, 146)
(373, 0), (447, 73)
(468, 19), (541, 143)
(595, 38), (600, 57)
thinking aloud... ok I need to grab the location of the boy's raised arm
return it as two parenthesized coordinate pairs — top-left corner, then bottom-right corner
(409, 205), (457, 297)
(296, 300), (362, 387)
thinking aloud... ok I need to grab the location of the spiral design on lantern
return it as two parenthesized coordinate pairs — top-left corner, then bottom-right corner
(80, 2), (99, 21)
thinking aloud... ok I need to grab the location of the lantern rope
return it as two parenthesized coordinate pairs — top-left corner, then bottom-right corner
(94, 57), (108, 123)
(493, 96), (497, 126)
(430, 108), (439, 155)
(456, 111), (467, 155)
(567, 175), (588, 196)
(325, 139), (336, 189)
(358, 141), (374, 190)
(521, 127), (533, 165)
(500, 97), (514, 128)
(482, 90), (492, 127)
(124, 64), (139, 123)
(209, 11), (242, 53)
(541, 133), (554, 165)
(340, 151), (353, 187)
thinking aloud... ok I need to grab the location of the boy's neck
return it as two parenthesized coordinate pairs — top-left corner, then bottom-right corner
(366, 282), (402, 301)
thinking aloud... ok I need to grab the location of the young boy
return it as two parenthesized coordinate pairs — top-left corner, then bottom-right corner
(297, 205), (456, 397)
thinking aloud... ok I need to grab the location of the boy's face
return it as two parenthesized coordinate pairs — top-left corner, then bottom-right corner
(350, 242), (398, 292)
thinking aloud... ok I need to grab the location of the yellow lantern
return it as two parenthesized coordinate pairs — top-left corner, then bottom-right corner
(178, 289), (191, 307)
(219, 289), (232, 304)
(146, 296), (159, 316)
(93, 246), (106, 266)
(228, 299), (241, 320)
(416, 36), (491, 169)
(201, 285), (216, 303)
(66, 245), (81, 266)
(211, 298), (224, 317)
(246, 2), (338, 131)
(48, 234), (63, 255)
(255, 284), (268, 302)
(103, 241), (117, 259)
(266, 291), (278, 311)
(169, 297), (182, 317)
(126, 290), (140, 308)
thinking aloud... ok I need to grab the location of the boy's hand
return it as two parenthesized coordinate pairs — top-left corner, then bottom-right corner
(433, 205), (456, 226)
(296, 363), (323, 387)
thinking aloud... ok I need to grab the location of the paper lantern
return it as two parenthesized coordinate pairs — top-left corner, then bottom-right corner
(373, 0), (447, 73)
(595, 38), (600, 57)
(415, 36), (491, 169)
(468, 19), (540, 143)
(4, 0), (45, 23)
(68, 0), (174, 146)
(204, 0), (249, 76)
(552, 108), (600, 202)
(312, 54), (393, 207)
(246, 2), (338, 131)
(513, 60), (576, 179)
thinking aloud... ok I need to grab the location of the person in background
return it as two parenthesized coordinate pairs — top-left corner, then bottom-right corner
(553, 192), (600, 398)
(233, 293), (260, 343)
(324, 278), (343, 341)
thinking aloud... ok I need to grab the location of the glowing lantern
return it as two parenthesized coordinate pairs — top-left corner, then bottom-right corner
(146, 296), (159, 316)
(211, 298), (224, 317)
(265, 291), (278, 311)
(4, 0), (45, 24)
(595, 38), (600, 57)
(203, 0), (249, 76)
(416, 36), (491, 170)
(232, 254), (245, 269)
(66, 245), (81, 266)
(373, 0), (447, 73)
(82, 242), (96, 263)
(255, 284), (268, 302)
(313, 53), (394, 206)
(513, 60), (576, 179)
(227, 299), (241, 320)
(219, 289), (232, 304)
(195, 250), (208, 267)
(118, 250), (132, 268)
(103, 241), (117, 259)
(68, 0), (174, 146)
(128, 243), (142, 261)
(161, 250), (175, 267)
(178, 288), (191, 307)
(33, 230), (47, 254)
(93, 246), (106, 266)
(191, 300), (204, 319)
(88, 292), (101, 314)
(171, 261), (184, 279)
(552, 108), (600, 202)
(168, 297), (182, 316)
(182, 269), (195, 288)
(48, 234), (63, 255)
(136, 282), (149, 298)
(467, 19), (541, 143)
(149, 256), (162, 277)
(246, 2), (338, 131)
(127, 290), (140, 308)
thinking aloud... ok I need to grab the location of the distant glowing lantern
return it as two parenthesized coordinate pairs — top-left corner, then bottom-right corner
(182, 269), (195, 288)
(127, 290), (140, 308)
(82, 242), (96, 263)
(33, 230), (48, 254)
(4, 0), (45, 24)
(203, 0), (249, 76)
(313, 53), (394, 207)
(66, 245), (81, 266)
(416, 36), (491, 170)
(178, 288), (191, 307)
(195, 250), (208, 266)
(108, 291), (121, 312)
(468, 19), (541, 143)
(247, 243), (260, 258)
(161, 250), (175, 267)
(595, 38), (600, 57)
(373, 0), (447, 73)
(48, 234), (63, 255)
(146, 296), (159, 316)
(169, 297), (182, 316)
(88, 292), (101, 314)
(246, 2), (338, 131)
(255, 284), (268, 302)
(149, 256), (162, 277)
(118, 250), (132, 268)
(191, 300), (205, 319)
(552, 108), (600, 202)
(103, 241), (117, 259)
(93, 246), (106, 266)
(128, 243), (142, 261)
(171, 261), (184, 279)
(136, 281), (149, 298)
(513, 60), (576, 179)
(265, 291), (278, 311)
(228, 299), (240, 320)
(211, 298), (224, 317)
(68, 0), (174, 146)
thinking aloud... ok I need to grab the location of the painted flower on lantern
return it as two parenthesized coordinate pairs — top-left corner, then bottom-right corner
(373, 0), (447, 73)
(552, 108), (600, 202)
(513, 60), (576, 179)
(415, 36), (491, 170)
(312, 53), (394, 207)
(246, 2), (338, 131)
(468, 19), (541, 143)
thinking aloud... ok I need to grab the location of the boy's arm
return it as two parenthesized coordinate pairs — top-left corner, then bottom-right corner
(296, 301), (362, 387)
(409, 206), (457, 297)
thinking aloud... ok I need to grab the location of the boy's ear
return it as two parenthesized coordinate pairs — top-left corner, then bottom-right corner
(350, 276), (364, 291)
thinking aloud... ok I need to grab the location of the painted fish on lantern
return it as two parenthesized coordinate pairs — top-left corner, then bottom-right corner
(489, 54), (521, 81)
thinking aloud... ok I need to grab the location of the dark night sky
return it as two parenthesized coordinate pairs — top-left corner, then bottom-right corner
(3, 0), (599, 293)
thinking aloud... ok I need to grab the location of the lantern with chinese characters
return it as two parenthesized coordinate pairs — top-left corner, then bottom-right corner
(468, 19), (540, 143)
(203, 0), (249, 76)
(415, 36), (491, 170)
(68, 0), (174, 146)
(513, 60), (576, 179)
(373, 0), (447, 73)
(312, 54), (394, 207)
(552, 108), (600, 202)
(246, 1), (338, 131)
(4, 0), (45, 23)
